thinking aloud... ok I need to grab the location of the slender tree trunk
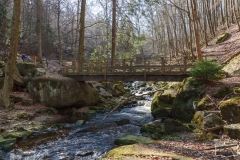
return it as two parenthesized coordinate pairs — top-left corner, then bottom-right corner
(111, 0), (117, 68)
(77, 0), (86, 72)
(232, 0), (240, 31)
(0, 0), (21, 108)
(57, 0), (62, 64)
(225, 0), (230, 28)
(37, 0), (42, 63)
(191, 0), (203, 60)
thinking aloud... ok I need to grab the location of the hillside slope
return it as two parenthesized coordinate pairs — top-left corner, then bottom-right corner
(202, 25), (240, 64)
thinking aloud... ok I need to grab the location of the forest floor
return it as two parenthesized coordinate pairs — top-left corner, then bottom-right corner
(1, 25), (240, 159)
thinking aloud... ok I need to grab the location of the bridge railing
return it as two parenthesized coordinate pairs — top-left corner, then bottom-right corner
(63, 57), (194, 77)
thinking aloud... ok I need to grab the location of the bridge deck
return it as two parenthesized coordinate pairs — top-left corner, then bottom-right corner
(64, 57), (194, 82)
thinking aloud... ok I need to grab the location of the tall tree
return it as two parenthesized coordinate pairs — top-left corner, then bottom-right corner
(0, 0), (21, 108)
(57, 0), (62, 64)
(191, 0), (203, 60)
(111, 0), (117, 67)
(77, 0), (86, 72)
(37, 0), (43, 63)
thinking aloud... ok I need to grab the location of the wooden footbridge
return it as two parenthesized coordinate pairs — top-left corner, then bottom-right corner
(64, 57), (194, 82)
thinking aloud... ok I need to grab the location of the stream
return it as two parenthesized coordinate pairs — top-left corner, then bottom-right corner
(0, 94), (153, 160)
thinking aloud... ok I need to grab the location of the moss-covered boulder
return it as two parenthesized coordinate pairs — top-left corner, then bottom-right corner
(216, 33), (230, 44)
(16, 62), (37, 77)
(0, 137), (16, 152)
(197, 96), (215, 111)
(234, 87), (240, 95)
(75, 120), (85, 127)
(114, 135), (153, 145)
(141, 120), (163, 135)
(27, 77), (99, 108)
(103, 144), (192, 160)
(151, 90), (176, 118)
(164, 119), (191, 134)
(171, 78), (205, 122)
(191, 111), (222, 129)
(224, 124), (240, 140)
(219, 97), (240, 124)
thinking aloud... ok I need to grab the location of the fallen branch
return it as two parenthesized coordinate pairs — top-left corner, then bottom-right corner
(202, 125), (224, 135)
(204, 144), (238, 150)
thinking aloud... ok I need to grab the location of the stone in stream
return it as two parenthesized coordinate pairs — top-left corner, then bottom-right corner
(115, 119), (130, 126)
(0, 137), (16, 152)
(75, 120), (85, 127)
(114, 135), (153, 145)
(140, 120), (163, 134)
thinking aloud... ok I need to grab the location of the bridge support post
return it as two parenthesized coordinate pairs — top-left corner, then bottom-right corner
(144, 58), (146, 81)
(161, 57), (165, 74)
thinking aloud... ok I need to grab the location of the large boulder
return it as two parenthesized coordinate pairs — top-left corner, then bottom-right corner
(140, 120), (163, 134)
(27, 77), (99, 108)
(151, 89), (176, 118)
(13, 66), (25, 86)
(216, 33), (230, 44)
(219, 97), (240, 124)
(171, 77), (205, 122)
(196, 96), (215, 111)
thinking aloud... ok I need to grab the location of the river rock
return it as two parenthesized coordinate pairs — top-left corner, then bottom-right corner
(27, 77), (99, 108)
(219, 96), (240, 124)
(140, 120), (163, 134)
(114, 135), (153, 145)
(164, 119), (191, 133)
(0, 137), (16, 152)
(116, 119), (130, 126)
(151, 90), (175, 118)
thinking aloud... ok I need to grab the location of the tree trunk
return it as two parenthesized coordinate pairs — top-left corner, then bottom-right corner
(232, 0), (240, 31)
(37, 0), (42, 63)
(111, 0), (117, 68)
(77, 0), (86, 72)
(191, 0), (203, 60)
(0, 0), (21, 108)
(57, 0), (62, 65)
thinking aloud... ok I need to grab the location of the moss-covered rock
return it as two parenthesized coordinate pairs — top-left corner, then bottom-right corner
(0, 138), (16, 152)
(219, 97), (240, 124)
(103, 144), (192, 160)
(114, 135), (153, 145)
(191, 111), (222, 129)
(164, 119), (191, 134)
(27, 77), (99, 108)
(75, 120), (85, 127)
(16, 62), (37, 77)
(140, 120), (163, 134)
(234, 87), (240, 95)
(151, 90), (176, 118)
(197, 96), (215, 111)
(224, 124), (240, 140)
(216, 33), (230, 44)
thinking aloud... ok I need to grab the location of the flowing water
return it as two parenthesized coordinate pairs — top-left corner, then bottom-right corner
(0, 96), (153, 160)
